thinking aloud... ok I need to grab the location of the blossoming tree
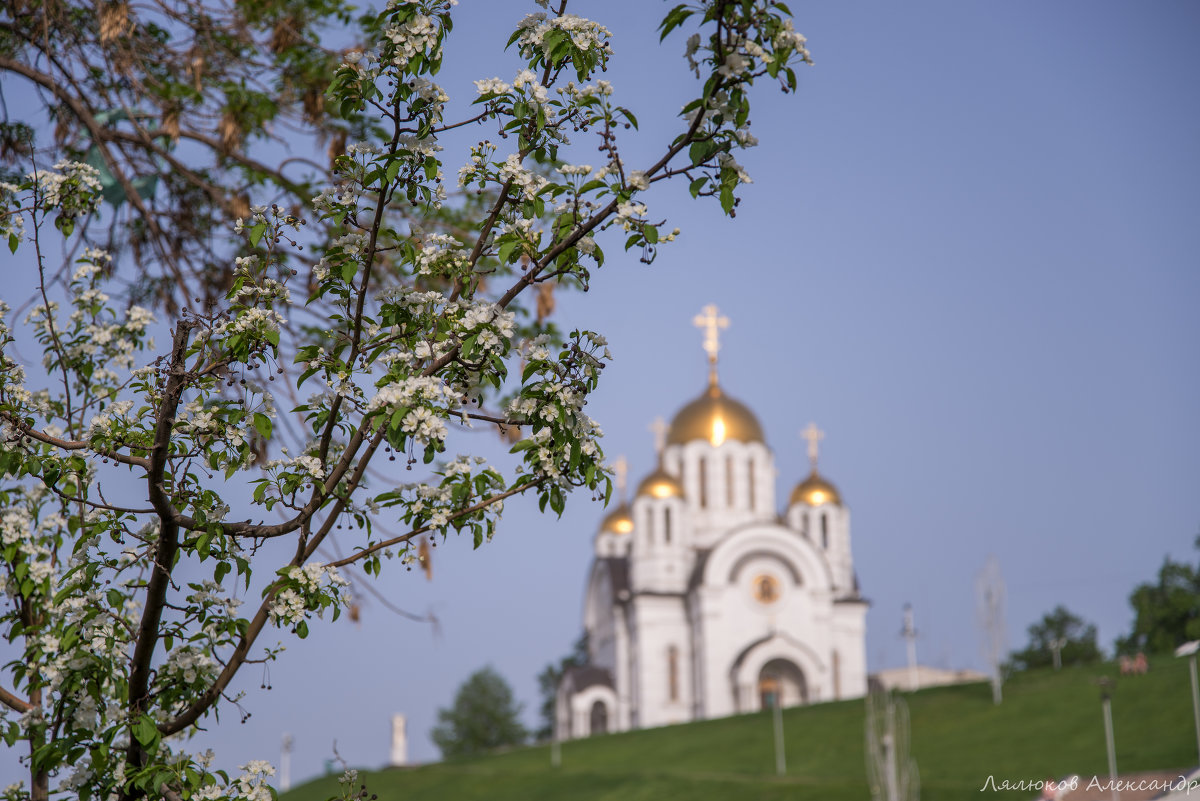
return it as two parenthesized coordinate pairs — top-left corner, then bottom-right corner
(0, 1), (811, 798)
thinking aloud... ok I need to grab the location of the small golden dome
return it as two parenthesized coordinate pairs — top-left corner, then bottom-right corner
(637, 468), (685, 500)
(599, 503), (634, 535)
(790, 471), (842, 507)
(666, 381), (765, 447)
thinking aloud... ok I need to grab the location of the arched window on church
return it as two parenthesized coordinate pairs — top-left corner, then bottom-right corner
(667, 645), (680, 702)
(645, 508), (654, 545)
(663, 507), (672, 544)
(748, 459), (756, 510)
(590, 700), (608, 735)
(726, 456), (735, 507)
(698, 458), (708, 508)
(801, 511), (809, 538)
(821, 512), (828, 548)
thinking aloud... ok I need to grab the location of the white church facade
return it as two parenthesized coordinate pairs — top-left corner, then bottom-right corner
(555, 306), (869, 739)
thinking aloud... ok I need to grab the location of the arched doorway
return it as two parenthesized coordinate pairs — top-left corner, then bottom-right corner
(757, 658), (807, 709)
(589, 699), (608, 735)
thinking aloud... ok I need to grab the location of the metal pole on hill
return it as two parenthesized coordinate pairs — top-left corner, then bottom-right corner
(1176, 641), (1200, 770)
(1099, 678), (1119, 801)
(772, 696), (786, 776)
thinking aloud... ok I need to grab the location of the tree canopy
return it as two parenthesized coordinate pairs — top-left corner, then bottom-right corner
(1008, 605), (1101, 672)
(0, 0), (813, 797)
(1115, 535), (1200, 655)
(431, 666), (528, 758)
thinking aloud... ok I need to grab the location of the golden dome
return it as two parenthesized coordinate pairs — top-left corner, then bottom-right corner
(599, 503), (634, 535)
(636, 468), (685, 500)
(789, 471), (842, 507)
(666, 381), (765, 447)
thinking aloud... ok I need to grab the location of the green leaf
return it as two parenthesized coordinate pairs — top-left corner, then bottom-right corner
(248, 222), (267, 247)
(253, 413), (273, 440)
(132, 716), (159, 748)
(659, 4), (694, 41)
(689, 138), (722, 167)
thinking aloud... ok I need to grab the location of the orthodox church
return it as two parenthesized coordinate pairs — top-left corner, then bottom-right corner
(555, 305), (868, 739)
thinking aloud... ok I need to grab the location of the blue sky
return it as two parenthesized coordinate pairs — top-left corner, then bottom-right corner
(3, 0), (1199, 788)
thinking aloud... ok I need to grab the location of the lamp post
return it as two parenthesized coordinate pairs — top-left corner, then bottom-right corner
(1097, 678), (1119, 801)
(1175, 640), (1200, 770)
(280, 733), (293, 792)
(1049, 637), (1067, 671)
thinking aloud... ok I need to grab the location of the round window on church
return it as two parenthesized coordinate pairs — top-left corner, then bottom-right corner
(751, 573), (782, 605)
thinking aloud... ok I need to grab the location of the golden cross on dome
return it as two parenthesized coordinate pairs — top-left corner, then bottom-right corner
(649, 417), (668, 455)
(692, 304), (729, 369)
(613, 455), (629, 501)
(800, 422), (824, 470)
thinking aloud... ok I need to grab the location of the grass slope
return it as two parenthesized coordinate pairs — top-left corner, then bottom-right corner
(285, 657), (1198, 801)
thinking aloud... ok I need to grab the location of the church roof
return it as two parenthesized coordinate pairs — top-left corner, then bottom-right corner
(562, 665), (614, 691)
(636, 467), (684, 499)
(789, 470), (842, 507)
(666, 379), (765, 447)
(598, 503), (633, 534)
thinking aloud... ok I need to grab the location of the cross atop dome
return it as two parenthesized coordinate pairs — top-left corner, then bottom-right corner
(613, 455), (629, 502)
(692, 304), (729, 384)
(800, 422), (824, 470)
(649, 417), (668, 455)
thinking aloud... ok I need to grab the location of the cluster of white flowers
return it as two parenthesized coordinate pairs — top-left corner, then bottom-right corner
(268, 588), (306, 626)
(384, 12), (439, 69)
(558, 79), (613, 100)
(515, 12), (613, 61)
(366, 375), (459, 444)
(414, 233), (469, 276)
(125, 305), (155, 333)
(442, 454), (488, 478)
(613, 200), (648, 232)
(269, 562), (349, 626)
(192, 761), (276, 801)
(773, 18), (811, 61)
(409, 76), (448, 106)
(0, 507), (32, 548)
(395, 133), (443, 160)
(459, 301), (515, 347)
(556, 163), (593, 177)
(499, 153), (550, 201)
(717, 152), (753, 184)
(474, 77), (511, 96)
(312, 185), (358, 214)
(230, 276), (291, 306)
(457, 140), (496, 188)
(212, 306), (286, 339)
(401, 406), (447, 443)
(0, 181), (24, 242)
(86, 399), (135, 438)
(188, 580), (243, 619)
(264, 453), (325, 483)
(512, 69), (549, 105)
(160, 646), (217, 685)
(26, 160), (103, 212)
(367, 375), (460, 415)
(332, 231), (370, 258)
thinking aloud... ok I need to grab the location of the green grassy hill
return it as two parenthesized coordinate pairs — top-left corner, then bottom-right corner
(285, 657), (1198, 801)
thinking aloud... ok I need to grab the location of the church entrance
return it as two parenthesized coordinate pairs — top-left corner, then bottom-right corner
(757, 659), (807, 709)
(589, 700), (608, 735)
